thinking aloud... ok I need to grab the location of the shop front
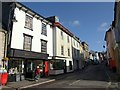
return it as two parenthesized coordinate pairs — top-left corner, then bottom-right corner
(24, 60), (49, 79)
(7, 48), (49, 82)
(49, 59), (65, 75)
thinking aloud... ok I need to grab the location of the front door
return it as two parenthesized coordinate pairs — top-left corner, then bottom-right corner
(24, 60), (34, 79)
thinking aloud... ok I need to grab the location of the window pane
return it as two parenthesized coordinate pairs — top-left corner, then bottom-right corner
(25, 15), (33, 29)
(41, 23), (47, 36)
(67, 36), (69, 43)
(23, 35), (32, 51)
(68, 48), (70, 56)
(61, 31), (63, 39)
(61, 46), (64, 55)
(41, 40), (47, 53)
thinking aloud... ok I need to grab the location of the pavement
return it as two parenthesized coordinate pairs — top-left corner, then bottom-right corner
(2, 78), (55, 90)
(1, 72), (75, 90)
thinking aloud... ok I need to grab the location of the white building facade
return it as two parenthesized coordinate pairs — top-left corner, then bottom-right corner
(72, 36), (81, 70)
(7, 2), (53, 81)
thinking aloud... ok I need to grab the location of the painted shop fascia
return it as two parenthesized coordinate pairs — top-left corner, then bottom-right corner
(8, 48), (49, 59)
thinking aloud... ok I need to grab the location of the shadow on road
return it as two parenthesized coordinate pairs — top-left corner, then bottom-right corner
(48, 62), (115, 82)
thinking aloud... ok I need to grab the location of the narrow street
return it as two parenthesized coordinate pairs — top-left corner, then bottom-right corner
(1, 1), (120, 90)
(21, 62), (118, 90)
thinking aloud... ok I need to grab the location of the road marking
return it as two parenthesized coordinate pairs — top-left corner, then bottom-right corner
(106, 82), (119, 90)
(69, 80), (80, 85)
(19, 79), (55, 89)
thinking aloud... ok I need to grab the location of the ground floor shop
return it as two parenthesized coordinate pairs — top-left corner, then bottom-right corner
(8, 59), (48, 81)
(7, 48), (49, 82)
(49, 57), (73, 75)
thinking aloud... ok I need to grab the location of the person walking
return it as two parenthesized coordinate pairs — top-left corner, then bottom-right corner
(34, 66), (40, 82)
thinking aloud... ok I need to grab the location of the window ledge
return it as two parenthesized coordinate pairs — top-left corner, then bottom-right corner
(41, 33), (47, 36)
(24, 26), (33, 31)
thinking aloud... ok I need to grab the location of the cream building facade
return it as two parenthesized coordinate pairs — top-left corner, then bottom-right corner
(48, 16), (74, 74)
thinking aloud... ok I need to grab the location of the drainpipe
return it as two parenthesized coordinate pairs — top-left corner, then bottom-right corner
(4, 31), (8, 69)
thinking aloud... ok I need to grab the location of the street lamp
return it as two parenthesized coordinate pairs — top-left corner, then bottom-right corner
(103, 45), (105, 49)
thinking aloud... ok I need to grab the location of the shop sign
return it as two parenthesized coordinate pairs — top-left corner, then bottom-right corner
(9, 48), (49, 59)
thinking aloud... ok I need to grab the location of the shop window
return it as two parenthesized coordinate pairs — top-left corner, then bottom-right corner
(50, 60), (64, 70)
(8, 59), (23, 74)
(50, 62), (53, 70)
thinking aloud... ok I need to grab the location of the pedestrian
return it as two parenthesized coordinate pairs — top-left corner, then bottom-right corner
(34, 66), (40, 81)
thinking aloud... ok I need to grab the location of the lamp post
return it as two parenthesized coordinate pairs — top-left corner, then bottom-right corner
(103, 45), (105, 49)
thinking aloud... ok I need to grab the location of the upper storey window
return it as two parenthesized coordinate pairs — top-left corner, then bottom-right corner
(41, 23), (47, 36)
(25, 14), (33, 30)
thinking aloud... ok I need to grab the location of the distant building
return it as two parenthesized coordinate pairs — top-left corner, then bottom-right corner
(95, 52), (99, 61)
(82, 42), (89, 61)
(79, 42), (85, 68)
(72, 36), (81, 70)
(89, 51), (99, 61)
(89, 50), (95, 60)
(105, 27), (116, 71)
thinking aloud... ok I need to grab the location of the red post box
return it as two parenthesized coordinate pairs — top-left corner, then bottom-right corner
(0, 73), (8, 86)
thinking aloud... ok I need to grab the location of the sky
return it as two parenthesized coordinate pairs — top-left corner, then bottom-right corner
(22, 2), (114, 52)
